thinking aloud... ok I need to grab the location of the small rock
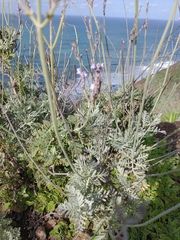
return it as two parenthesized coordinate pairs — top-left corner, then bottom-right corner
(73, 232), (91, 240)
(45, 219), (57, 231)
(48, 237), (57, 240)
(11, 204), (23, 213)
(35, 226), (47, 240)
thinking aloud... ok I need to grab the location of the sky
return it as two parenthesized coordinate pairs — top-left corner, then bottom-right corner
(1, 0), (180, 20)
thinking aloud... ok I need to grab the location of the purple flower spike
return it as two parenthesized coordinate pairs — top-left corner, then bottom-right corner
(77, 68), (87, 78)
(82, 71), (87, 78)
(77, 68), (87, 90)
(91, 62), (104, 73)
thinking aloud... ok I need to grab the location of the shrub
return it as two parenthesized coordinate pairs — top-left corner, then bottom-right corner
(0, 0), (180, 239)
(0, 212), (21, 240)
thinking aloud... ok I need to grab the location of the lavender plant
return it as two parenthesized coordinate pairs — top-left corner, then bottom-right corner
(0, 212), (21, 240)
(0, 26), (21, 67)
(0, 0), (180, 239)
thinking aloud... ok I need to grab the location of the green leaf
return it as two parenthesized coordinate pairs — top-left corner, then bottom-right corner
(26, 201), (34, 206)
(37, 193), (47, 203)
(2, 202), (11, 211)
(160, 235), (172, 240)
(50, 225), (59, 236)
(46, 200), (55, 212)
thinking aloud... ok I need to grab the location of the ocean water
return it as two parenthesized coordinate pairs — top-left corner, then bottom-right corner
(1, 14), (180, 85)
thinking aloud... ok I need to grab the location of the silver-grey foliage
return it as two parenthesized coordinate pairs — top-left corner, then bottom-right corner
(0, 212), (21, 240)
(57, 109), (161, 238)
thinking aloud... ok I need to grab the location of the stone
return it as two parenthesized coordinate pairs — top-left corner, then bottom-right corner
(35, 225), (47, 240)
(45, 219), (57, 231)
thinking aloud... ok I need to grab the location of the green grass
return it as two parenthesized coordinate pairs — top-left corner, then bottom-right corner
(136, 62), (180, 115)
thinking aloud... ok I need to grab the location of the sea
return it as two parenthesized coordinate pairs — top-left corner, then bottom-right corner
(1, 14), (180, 86)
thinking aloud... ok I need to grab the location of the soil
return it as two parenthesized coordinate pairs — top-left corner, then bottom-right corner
(3, 122), (180, 240)
(9, 206), (46, 240)
(156, 121), (180, 154)
(7, 205), (72, 240)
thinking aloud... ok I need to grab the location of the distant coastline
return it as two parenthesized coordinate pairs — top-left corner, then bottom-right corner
(0, 14), (179, 84)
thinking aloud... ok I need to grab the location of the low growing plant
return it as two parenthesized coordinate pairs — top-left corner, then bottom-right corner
(161, 111), (180, 122)
(0, 212), (21, 240)
(1, 0), (180, 239)
(129, 152), (180, 240)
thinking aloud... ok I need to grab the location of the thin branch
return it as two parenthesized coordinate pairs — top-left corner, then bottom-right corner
(127, 202), (180, 228)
